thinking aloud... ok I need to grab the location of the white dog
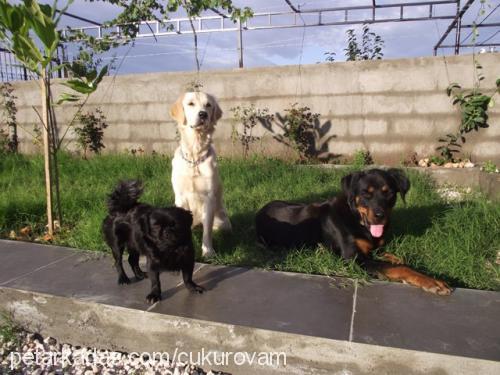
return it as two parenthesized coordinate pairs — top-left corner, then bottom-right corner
(169, 92), (231, 257)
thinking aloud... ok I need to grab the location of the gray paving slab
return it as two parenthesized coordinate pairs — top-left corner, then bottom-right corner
(1, 239), (500, 363)
(150, 264), (355, 341)
(352, 282), (500, 361)
(3, 246), (203, 310)
(0, 240), (77, 285)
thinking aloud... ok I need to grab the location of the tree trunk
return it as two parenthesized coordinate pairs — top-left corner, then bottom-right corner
(48, 85), (62, 226)
(41, 70), (54, 236)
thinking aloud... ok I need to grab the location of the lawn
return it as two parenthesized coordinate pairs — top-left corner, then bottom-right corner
(0, 153), (499, 291)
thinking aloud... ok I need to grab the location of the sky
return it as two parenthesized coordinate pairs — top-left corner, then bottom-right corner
(56, 0), (500, 75)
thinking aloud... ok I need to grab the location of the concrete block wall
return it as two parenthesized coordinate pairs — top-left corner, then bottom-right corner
(10, 53), (500, 163)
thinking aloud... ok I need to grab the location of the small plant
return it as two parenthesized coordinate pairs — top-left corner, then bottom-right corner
(230, 104), (274, 158)
(281, 103), (320, 161)
(0, 128), (8, 153)
(324, 51), (336, 62)
(324, 24), (383, 63)
(352, 149), (374, 168)
(345, 24), (384, 61)
(437, 62), (499, 163)
(436, 133), (463, 162)
(482, 160), (498, 173)
(428, 155), (446, 166)
(447, 66), (499, 134)
(74, 108), (108, 158)
(0, 82), (18, 153)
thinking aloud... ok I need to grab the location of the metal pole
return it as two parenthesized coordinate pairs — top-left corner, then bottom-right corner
(238, 19), (243, 68)
(454, 0), (461, 54)
(60, 45), (67, 78)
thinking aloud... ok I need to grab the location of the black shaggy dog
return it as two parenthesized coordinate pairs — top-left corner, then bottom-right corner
(102, 180), (204, 303)
(256, 168), (451, 295)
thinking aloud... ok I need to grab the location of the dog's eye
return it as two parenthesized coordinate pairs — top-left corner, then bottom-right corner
(206, 103), (212, 107)
(362, 192), (372, 199)
(188, 102), (195, 106)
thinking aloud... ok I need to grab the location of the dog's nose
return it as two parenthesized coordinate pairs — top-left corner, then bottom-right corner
(198, 111), (208, 119)
(374, 209), (385, 219)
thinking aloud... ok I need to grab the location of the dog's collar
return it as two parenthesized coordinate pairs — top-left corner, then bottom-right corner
(180, 147), (212, 167)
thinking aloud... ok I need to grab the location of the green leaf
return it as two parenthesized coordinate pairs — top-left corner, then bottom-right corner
(12, 33), (43, 67)
(57, 92), (81, 104)
(24, 2), (58, 52)
(92, 64), (108, 86)
(62, 79), (95, 94)
(1, 5), (24, 32)
(86, 69), (98, 83)
(446, 83), (461, 96)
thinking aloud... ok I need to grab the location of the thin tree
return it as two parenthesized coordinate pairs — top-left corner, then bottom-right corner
(0, 0), (108, 236)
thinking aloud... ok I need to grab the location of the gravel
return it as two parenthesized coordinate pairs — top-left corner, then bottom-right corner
(0, 329), (230, 375)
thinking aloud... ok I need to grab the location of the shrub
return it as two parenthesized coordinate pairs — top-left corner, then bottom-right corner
(0, 82), (18, 153)
(482, 160), (498, 174)
(230, 104), (273, 158)
(74, 108), (108, 158)
(281, 103), (320, 161)
(437, 62), (500, 162)
(352, 149), (374, 168)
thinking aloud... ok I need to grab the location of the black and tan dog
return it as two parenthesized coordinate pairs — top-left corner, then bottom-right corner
(256, 168), (451, 295)
(103, 180), (205, 304)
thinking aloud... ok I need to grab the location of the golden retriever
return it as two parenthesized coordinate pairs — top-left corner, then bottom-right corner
(169, 92), (231, 257)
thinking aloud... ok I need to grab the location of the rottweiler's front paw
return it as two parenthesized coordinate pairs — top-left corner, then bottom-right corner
(146, 292), (161, 304)
(382, 252), (404, 265)
(421, 278), (452, 296)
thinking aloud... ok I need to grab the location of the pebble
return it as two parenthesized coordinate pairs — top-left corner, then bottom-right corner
(0, 329), (213, 374)
(418, 158), (476, 169)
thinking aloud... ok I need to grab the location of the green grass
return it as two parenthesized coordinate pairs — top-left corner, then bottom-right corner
(0, 312), (21, 346)
(1, 153), (499, 290)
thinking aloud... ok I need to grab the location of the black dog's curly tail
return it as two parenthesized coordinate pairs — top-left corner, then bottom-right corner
(107, 180), (143, 214)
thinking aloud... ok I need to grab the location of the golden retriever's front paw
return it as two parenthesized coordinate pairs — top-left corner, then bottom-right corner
(202, 245), (216, 258)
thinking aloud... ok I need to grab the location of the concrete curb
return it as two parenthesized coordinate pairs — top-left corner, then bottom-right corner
(1, 287), (499, 375)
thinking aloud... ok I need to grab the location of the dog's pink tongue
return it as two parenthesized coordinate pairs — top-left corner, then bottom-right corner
(370, 225), (384, 238)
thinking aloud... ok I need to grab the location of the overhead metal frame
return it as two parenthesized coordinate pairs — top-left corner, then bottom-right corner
(434, 0), (500, 55)
(64, 1), (459, 39)
(26, 0), (497, 73)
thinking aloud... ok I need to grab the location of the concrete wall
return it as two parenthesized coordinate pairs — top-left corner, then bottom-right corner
(10, 53), (500, 163)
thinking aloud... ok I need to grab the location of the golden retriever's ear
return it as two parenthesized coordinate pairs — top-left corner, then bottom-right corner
(212, 98), (223, 122)
(170, 96), (185, 124)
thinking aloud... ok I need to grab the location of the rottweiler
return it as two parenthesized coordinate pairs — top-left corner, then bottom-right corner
(256, 168), (451, 295)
